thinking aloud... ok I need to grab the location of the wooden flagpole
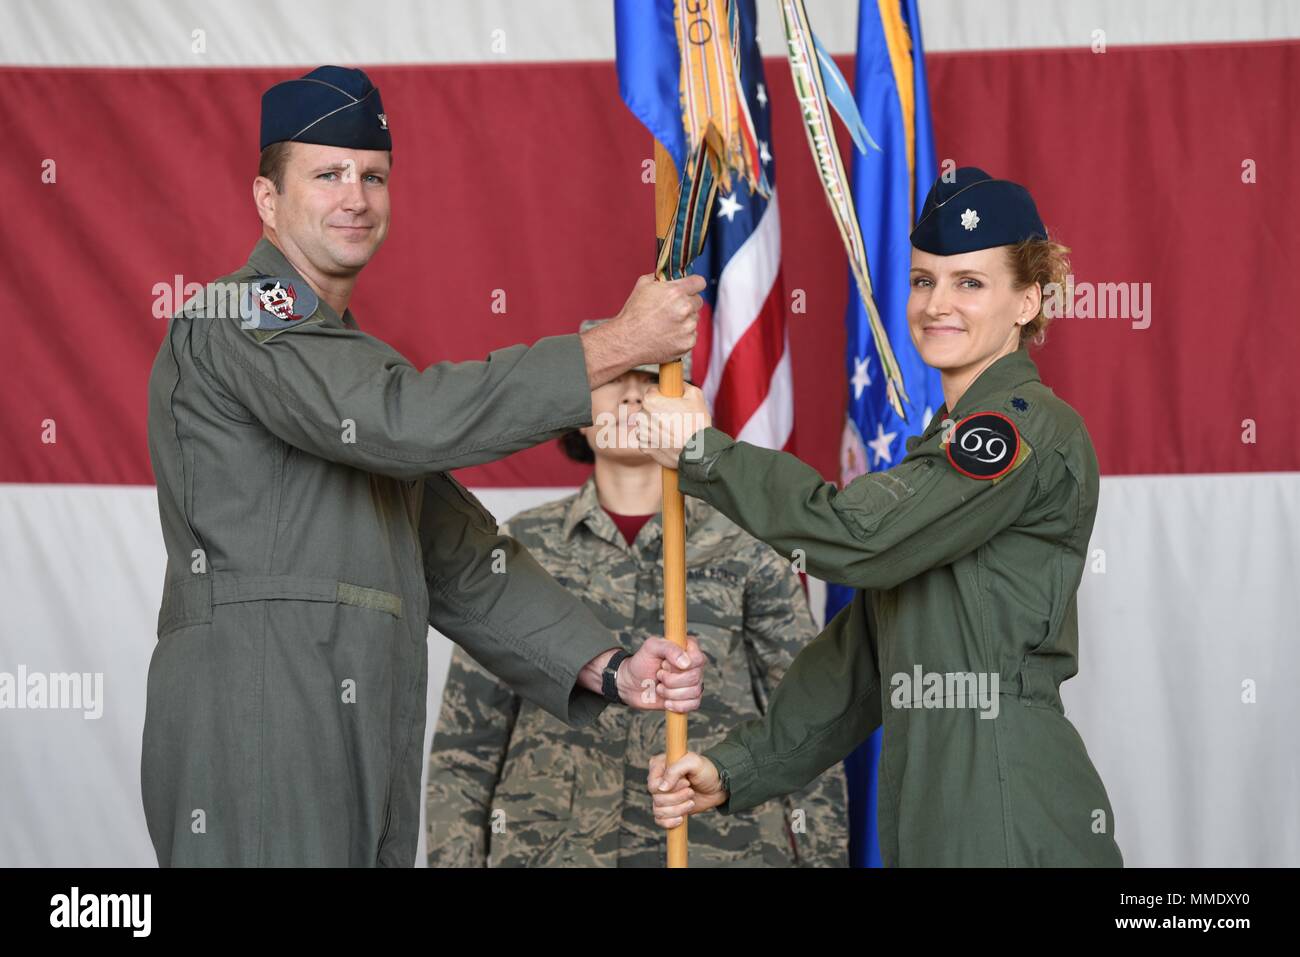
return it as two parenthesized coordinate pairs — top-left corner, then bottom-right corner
(654, 137), (690, 869)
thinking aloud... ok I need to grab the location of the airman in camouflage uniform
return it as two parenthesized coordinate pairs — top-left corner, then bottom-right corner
(426, 353), (849, 868)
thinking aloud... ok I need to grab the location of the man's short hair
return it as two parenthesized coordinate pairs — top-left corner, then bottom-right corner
(257, 141), (295, 194)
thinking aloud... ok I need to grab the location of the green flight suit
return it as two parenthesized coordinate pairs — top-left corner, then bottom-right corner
(679, 349), (1123, 867)
(144, 238), (617, 867)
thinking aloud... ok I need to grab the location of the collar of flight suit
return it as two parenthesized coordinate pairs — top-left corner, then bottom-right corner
(911, 347), (1042, 450)
(245, 237), (360, 331)
(561, 474), (711, 550)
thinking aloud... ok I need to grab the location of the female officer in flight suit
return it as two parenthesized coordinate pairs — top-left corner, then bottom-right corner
(636, 168), (1124, 867)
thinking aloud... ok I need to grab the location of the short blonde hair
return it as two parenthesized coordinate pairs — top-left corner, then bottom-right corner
(1005, 235), (1071, 347)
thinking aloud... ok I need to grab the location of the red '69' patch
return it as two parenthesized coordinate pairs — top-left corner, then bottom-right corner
(946, 412), (1021, 480)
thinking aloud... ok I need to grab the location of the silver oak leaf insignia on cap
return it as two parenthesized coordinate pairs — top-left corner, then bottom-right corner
(961, 208), (980, 231)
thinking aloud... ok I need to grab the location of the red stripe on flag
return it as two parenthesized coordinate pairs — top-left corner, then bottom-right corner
(690, 299), (714, 390)
(711, 271), (787, 438)
(2, 43), (1298, 485)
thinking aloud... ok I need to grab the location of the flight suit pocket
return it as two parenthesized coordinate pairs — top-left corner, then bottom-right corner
(838, 457), (942, 537)
(428, 472), (498, 533)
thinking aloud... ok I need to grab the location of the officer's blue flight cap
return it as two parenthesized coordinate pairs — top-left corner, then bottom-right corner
(910, 167), (1045, 255)
(260, 65), (392, 152)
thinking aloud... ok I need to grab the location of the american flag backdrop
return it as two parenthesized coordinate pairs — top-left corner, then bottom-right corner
(1, 0), (1298, 868)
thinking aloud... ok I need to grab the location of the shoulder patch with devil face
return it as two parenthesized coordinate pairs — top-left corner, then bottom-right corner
(242, 277), (320, 331)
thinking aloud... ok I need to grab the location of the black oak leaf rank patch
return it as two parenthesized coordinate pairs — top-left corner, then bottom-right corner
(946, 412), (1021, 480)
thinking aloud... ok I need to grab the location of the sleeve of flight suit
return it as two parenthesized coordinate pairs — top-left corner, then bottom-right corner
(195, 312), (595, 480)
(678, 426), (1040, 591)
(740, 543), (850, 865)
(426, 643), (521, 867)
(421, 473), (616, 728)
(704, 589), (882, 815)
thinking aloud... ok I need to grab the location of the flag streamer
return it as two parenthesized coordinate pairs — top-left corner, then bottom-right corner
(674, 0), (770, 197)
(780, 0), (910, 419)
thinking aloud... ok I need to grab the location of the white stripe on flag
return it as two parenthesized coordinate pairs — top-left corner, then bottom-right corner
(701, 188), (782, 409)
(734, 334), (794, 450)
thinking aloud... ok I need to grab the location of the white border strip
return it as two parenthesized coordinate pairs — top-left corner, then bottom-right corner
(2, 0), (1296, 67)
(2, 473), (1298, 866)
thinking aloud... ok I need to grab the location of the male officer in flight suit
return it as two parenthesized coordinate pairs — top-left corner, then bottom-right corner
(144, 66), (708, 867)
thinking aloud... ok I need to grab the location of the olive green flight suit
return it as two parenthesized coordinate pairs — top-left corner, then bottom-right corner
(144, 238), (616, 866)
(679, 349), (1123, 867)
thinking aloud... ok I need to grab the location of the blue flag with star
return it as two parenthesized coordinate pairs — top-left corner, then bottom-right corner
(827, 0), (945, 869)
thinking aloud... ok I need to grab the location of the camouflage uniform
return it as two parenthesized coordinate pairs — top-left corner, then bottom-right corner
(427, 478), (849, 867)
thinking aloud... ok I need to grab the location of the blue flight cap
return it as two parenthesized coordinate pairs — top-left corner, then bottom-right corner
(910, 167), (1045, 255)
(260, 65), (391, 152)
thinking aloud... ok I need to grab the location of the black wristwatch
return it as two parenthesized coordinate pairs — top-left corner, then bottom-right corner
(602, 650), (630, 703)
